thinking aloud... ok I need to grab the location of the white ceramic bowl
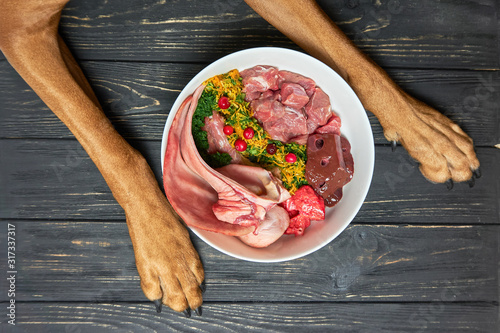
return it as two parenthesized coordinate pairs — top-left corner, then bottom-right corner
(161, 47), (374, 263)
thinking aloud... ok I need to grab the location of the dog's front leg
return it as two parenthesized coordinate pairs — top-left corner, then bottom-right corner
(245, 0), (480, 185)
(0, 0), (203, 315)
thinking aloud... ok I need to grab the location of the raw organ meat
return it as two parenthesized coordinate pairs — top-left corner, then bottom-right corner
(305, 133), (353, 207)
(163, 86), (253, 236)
(281, 185), (325, 236)
(202, 110), (242, 163)
(164, 84), (290, 236)
(179, 85), (290, 228)
(238, 206), (290, 248)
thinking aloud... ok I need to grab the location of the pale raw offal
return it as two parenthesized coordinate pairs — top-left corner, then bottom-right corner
(238, 205), (290, 248)
(202, 110), (242, 163)
(163, 86), (253, 236)
(179, 84), (290, 229)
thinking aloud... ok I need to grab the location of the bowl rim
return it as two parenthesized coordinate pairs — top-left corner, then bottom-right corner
(161, 47), (374, 262)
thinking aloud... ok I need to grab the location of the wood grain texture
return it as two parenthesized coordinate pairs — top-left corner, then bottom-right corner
(41, 0), (500, 69)
(1, 139), (498, 223)
(3, 0), (497, 69)
(3, 302), (497, 333)
(1, 62), (499, 145)
(0, 0), (498, 330)
(0, 221), (497, 303)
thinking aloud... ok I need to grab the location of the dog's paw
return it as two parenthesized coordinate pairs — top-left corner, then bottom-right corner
(125, 201), (204, 315)
(381, 96), (480, 184)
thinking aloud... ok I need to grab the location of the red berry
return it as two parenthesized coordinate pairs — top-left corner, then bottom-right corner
(218, 96), (230, 109)
(285, 153), (297, 163)
(234, 139), (247, 152)
(223, 125), (233, 135)
(243, 127), (254, 139)
(266, 143), (277, 155)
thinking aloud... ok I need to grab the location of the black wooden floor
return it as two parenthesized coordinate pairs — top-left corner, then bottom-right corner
(1, 0), (499, 332)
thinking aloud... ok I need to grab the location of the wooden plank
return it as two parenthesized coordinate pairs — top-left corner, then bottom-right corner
(360, 147), (499, 223)
(0, 0), (487, 70)
(1, 61), (499, 145)
(0, 139), (498, 223)
(0, 221), (497, 303)
(3, 302), (497, 333)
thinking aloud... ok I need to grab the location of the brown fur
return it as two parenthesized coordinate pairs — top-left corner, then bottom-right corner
(0, 0), (478, 314)
(0, 0), (203, 313)
(244, 0), (480, 183)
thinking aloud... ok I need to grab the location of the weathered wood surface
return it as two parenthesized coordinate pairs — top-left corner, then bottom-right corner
(0, 0), (499, 331)
(3, 302), (498, 333)
(1, 62), (499, 146)
(1, 140), (498, 223)
(0, 221), (497, 303)
(1, 0), (498, 69)
(9, 0), (494, 70)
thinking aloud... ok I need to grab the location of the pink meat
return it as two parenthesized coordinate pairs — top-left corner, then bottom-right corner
(250, 98), (285, 123)
(260, 89), (276, 100)
(262, 107), (308, 143)
(315, 113), (341, 135)
(288, 134), (308, 145)
(179, 85), (290, 228)
(281, 82), (309, 109)
(304, 87), (332, 127)
(163, 87), (253, 236)
(240, 65), (280, 101)
(238, 206), (290, 248)
(306, 119), (319, 134)
(213, 163), (291, 226)
(244, 90), (262, 102)
(217, 164), (290, 203)
(201, 110), (241, 163)
(278, 70), (316, 97)
(254, 89), (281, 101)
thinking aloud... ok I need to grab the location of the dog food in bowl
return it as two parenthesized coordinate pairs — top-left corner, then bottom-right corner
(161, 48), (374, 262)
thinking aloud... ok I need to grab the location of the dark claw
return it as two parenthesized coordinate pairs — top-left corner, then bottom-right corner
(473, 168), (481, 179)
(468, 176), (476, 188)
(391, 140), (397, 152)
(194, 306), (202, 316)
(200, 281), (206, 293)
(183, 308), (191, 318)
(446, 179), (454, 190)
(153, 299), (162, 313)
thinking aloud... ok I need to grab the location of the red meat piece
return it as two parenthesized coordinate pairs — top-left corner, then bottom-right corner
(284, 214), (311, 236)
(282, 185), (325, 236)
(283, 185), (325, 220)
